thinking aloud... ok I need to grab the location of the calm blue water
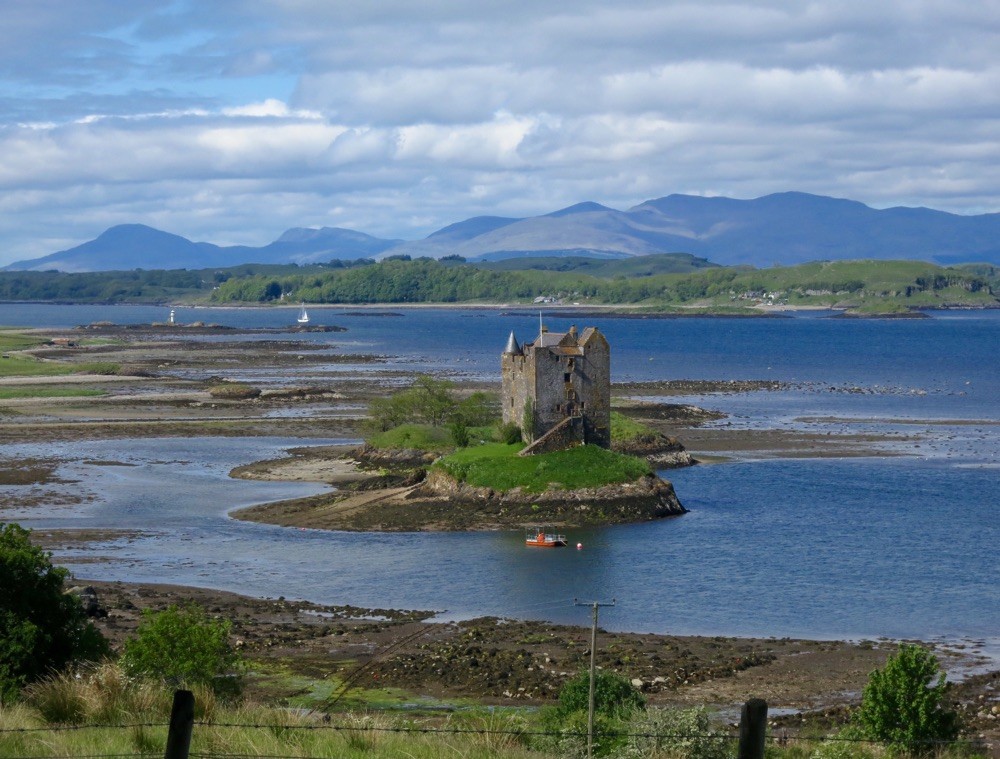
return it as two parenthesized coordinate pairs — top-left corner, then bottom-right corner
(1, 304), (997, 645)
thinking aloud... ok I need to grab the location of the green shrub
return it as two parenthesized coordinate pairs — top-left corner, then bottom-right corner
(541, 707), (627, 758)
(558, 669), (646, 719)
(365, 375), (457, 432)
(454, 391), (499, 427)
(121, 605), (243, 698)
(498, 422), (522, 444)
(535, 670), (645, 757)
(623, 707), (731, 759)
(368, 423), (454, 451)
(0, 523), (109, 703)
(449, 419), (470, 447)
(854, 644), (959, 752)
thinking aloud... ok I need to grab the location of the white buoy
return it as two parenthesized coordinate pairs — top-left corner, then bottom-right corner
(576, 542), (583, 550)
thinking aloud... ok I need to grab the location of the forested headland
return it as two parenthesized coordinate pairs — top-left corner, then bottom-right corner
(0, 255), (996, 312)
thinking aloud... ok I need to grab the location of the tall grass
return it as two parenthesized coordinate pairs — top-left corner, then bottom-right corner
(3, 664), (546, 758)
(1, 664), (979, 759)
(24, 662), (170, 725)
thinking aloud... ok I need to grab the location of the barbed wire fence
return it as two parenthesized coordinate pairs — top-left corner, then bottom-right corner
(0, 689), (990, 759)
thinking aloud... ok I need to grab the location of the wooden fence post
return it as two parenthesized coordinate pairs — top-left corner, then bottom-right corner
(165, 689), (195, 759)
(737, 698), (768, 759)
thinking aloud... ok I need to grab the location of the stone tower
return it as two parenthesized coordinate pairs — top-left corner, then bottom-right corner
(501, 324), (611, 453)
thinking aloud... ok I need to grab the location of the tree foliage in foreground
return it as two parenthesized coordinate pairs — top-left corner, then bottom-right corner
(855, 644), (959, 752)
(0, 523), (108, 702)
(121, 604), (244, 697)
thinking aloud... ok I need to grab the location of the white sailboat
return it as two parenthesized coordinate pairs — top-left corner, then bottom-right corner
(296, 304), (310, 325)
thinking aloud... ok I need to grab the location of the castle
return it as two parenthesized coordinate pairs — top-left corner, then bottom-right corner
(501, 324), (611, 454)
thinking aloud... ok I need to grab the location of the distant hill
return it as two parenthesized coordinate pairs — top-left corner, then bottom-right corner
(625, 193), (1000, 266)
(441, 192), (1000, 266)
(4, 224), (400, 273)
(6, 192), (1000, 272)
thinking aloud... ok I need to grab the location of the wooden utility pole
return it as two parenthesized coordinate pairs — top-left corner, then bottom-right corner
(574, 598), (615, 759)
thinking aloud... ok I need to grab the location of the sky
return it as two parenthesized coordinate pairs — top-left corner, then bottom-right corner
(1, 1), (999, 266)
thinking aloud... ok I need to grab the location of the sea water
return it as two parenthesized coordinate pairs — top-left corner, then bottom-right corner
(0, 304), (997, 644)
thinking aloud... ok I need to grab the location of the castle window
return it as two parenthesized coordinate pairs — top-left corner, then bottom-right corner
(564, 372), (571, 383)
(581, 401), (586, 409)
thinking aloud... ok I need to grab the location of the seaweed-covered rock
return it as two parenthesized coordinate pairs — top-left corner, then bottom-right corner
(419, 468), (686, 525)
(352, 443), (438, 468)
(613, 433), (696, 469)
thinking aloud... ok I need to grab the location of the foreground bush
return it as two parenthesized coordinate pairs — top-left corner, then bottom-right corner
(0, 523), (108, 702)
(121, 605), (244, 697)
(557, 670), (646, 718)
(538, 670), (646, 757)
(855, 643), (959, 753)
(623, 707), (731, 759)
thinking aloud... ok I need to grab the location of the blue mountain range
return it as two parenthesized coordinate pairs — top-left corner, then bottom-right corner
(6, 192), (999, 272)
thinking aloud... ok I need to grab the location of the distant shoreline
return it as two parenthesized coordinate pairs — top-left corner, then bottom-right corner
(6, 299), (998, 317)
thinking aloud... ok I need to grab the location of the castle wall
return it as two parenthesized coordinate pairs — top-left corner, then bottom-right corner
(580, 332), (611, 447)
(502, 326), (611, 449)
(501, 351), (533, 440)
(533, 348), (570, 440)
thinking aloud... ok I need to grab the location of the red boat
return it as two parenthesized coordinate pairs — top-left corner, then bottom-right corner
(525, 528), (568, 547)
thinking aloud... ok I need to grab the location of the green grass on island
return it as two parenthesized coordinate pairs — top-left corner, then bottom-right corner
(367, 423), (496, 451)
(371, 415), (653, 454)
(0, 386), (104, 400)
(0, 330), (121, 377)
(0, 356), (121, 378)
(366, 416), (656, 492)
(435, 443), (651, 493)
(609, 411), (656, 442)
(0, 330), (47, 351)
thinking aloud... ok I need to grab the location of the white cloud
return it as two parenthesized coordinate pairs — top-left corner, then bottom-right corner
(1, 0), (999, 265)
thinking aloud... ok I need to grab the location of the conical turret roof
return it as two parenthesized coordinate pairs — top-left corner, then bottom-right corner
(503, 330), (523, 355)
